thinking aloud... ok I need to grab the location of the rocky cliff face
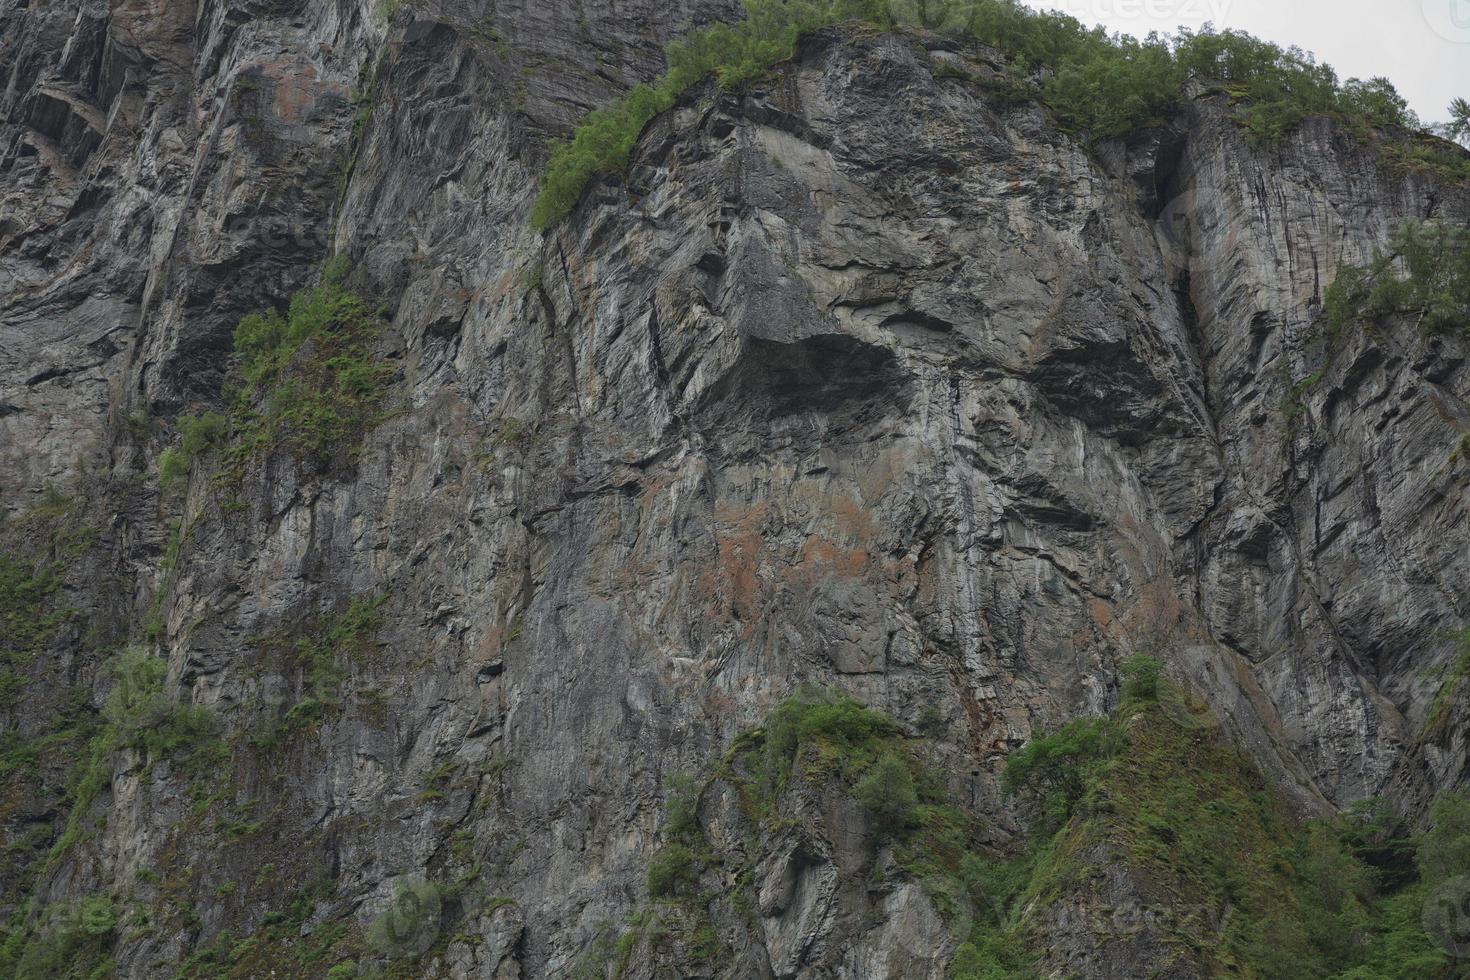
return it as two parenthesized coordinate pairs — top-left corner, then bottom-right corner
(3, 3), (1469, 978)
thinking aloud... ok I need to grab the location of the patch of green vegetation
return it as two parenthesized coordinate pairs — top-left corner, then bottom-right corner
(161, 262), (392, 486)
(1422, 627), (1470, 742)
(1325, 220), (1470, 338)
(647, 842), (700, 899)
(0, 490), (95, 707)
(759, 685), (900, 789)
(48, 648), (222, 866)
(642, 688), (987, 964)
(533, 0), (1449, 229)
(953, 655), (1470, 979)
(249, 596), (382, 749)
(999, 716), (1122, 831)
(159, 412), (227, 490)
(0, 895), (116, 980)
(171, 878), (357, 980)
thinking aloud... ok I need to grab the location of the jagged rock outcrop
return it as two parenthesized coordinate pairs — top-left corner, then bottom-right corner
(3, 2), (1469, 978)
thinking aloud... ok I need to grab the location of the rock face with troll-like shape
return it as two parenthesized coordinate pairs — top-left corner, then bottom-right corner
(3, 2), (1468, 977)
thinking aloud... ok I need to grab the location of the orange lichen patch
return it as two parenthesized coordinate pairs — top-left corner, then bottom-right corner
(788, 484), (883, 542)
(1088, 597), (1116, 634)
(441, 394), (474, 440)
(829, 493), (881, 537)
(709, 531), (764, 631)
(792, 535), (870, 582)
(690, 502), (774, 638)
(266, 62), (335, 124)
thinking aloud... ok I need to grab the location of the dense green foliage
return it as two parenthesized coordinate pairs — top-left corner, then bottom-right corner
(854, 752), (920, 830)
(1423, 628), (1470, 741)
(1119, 652), (1162, 700)
(954, 662), (1470, 979)
(1325, 221), (1470, 337)
(532, 0), (1444, 228)
(160, 264), (391, 486)
(999, 716), (1121, 828)
(760, 684), (899, 788)
(0, 896), (116, 980)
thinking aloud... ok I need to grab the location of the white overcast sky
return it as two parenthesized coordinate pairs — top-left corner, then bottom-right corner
(1020, 0), (1470, 124)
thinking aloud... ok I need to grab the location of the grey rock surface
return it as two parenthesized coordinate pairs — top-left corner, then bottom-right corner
(3, 3), (1469, 978)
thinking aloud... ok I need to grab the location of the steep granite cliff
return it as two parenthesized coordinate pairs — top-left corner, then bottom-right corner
(3, 2), (1469, 978)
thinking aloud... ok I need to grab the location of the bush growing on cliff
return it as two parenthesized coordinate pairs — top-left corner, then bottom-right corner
(48, 649), (220, 865)
(1120, 653), (1161, 701)
(532, 0), (1434, 228)
(104, 647), (216, 760)
(647, 842), (700, 898)
(1, 895), (117, 980)
(761, 684), (899, 787)
(159, 411), (226, 489)
(158, 263), (391, 481)
(1325, 220), (1470, 336)
(854, 751), (920, 831)
(1001, 716), (1120, 829)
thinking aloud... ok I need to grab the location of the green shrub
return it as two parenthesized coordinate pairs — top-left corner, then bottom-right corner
(158, 264), (391, 482)
(3, 896), (116, 980)
(1335, 797), (1417, 891)
(950, 931), (1026, 979)
(1325, 220), (1470, 336)
(532, 0), (1436, 229)
(1418, 792), (1470, 886)
(1119, 654), (1161, 702)
(762, 685), (898, 787)
(854, 751), (919, 831)
(104, 647), (216, 761)
(159, 412), (226, 489)
(647, 842), (699, 898)
(663, 771), (700, 838)
(1000, 716), (1120, 829)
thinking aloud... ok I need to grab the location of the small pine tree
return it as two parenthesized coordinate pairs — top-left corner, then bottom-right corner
(854, 752), (918, 832)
